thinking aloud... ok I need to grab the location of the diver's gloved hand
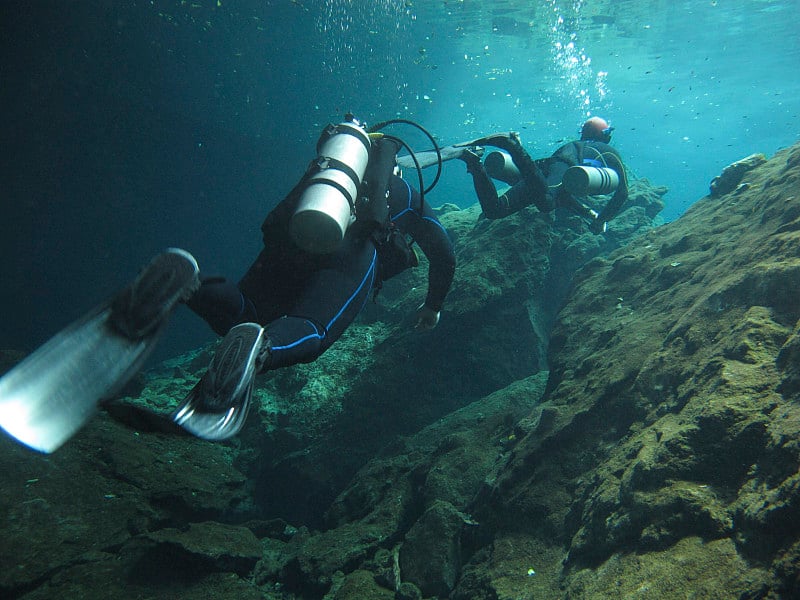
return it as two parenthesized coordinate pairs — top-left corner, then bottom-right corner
(456, 146), (485, 172)
(414, 303), (440, 330)
(465, 131), (522, 153)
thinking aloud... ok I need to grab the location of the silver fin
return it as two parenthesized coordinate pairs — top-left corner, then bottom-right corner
(0, 249), (199, 453)
(172, 322), (265, 441)
(0, 306), (151, 453)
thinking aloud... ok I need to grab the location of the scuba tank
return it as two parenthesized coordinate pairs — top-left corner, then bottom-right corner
(290, 120), (371, 254)
(561, 165), (619, 196)
(289, 116), (443, 254)
(484, 150), (522, 185)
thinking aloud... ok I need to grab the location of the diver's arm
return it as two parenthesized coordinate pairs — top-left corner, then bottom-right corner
(391, 177), (455, 312)
(415, 212), (456, 312)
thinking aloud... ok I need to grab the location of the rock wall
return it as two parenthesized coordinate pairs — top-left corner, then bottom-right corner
(453, 142), (800, 598)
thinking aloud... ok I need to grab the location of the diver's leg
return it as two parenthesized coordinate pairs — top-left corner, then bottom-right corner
(185, 276), (259, 336)
(172, 321), (269, 440)
(460, 149), (510, 220)
(264, 235), (377, 370)
(173, 250), (281, 439)
(174, 236), (375, 440)
(109, 248), (200, 339)
(468, 133), (553, 212)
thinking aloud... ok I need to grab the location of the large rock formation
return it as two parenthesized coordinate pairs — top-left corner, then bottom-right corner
(451, 142), (800, 598)
(3, 141), (800, 599)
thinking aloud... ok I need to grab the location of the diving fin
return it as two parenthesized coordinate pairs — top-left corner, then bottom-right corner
(0, 249), (200, 453)
(172, 322), (266, 441)
(452, 131), (521, 150)
(397, 143), (485, 170)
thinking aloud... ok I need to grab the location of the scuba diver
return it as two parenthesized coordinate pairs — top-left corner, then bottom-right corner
(456, 116), (629, 233)
(0, 116), (455, 453)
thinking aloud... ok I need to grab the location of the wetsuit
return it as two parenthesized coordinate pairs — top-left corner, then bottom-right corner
(470, 139), (628, 226)
(187, 175), (455, 371)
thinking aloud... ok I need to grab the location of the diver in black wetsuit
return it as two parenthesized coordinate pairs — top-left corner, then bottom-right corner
(0, 117), (456, 453)
(187, 173), (455, 370)
(168, 121), (456, 439)
(459, 116), (629, 233)
(137, 117), (457, 438)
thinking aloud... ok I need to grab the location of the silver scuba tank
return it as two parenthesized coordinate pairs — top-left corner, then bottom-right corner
(483, 150), (522, 185)
(561, 165), (619, 196)
(290, 121), (371, 253)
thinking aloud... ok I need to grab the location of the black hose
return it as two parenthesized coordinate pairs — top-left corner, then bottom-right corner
(383, 134), (426, 212)
(368, 118), (443, 196)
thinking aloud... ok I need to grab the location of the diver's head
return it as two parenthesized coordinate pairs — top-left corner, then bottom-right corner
(581, 116), (614, 143)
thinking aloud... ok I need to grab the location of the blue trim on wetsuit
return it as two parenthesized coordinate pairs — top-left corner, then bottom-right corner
(324, 247), (377, 331)
(234, 291), (247, 319)
(391, 178), (450, 237)
(272, 319), (322, 351)
(390, 178), (415, 220)
(423, 215), (450, 237)
(269, 248), (378, 354)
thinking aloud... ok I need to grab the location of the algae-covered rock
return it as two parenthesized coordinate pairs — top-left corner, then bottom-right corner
(0, 412), (248, 595)
(324, 569), (395, 600)
(564, 537), (768, 598)
(399, 500), (471, 597)
(141, 521), (262, 574)
(709, 152), (767, 197)
(456, 141), (800, 597)
(0, 412), (254, 598)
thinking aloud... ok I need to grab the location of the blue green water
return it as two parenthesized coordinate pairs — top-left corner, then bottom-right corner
(2, 0), (798, 361)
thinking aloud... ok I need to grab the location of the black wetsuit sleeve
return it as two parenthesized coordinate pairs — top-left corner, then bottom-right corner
(389, 176), (456, 312)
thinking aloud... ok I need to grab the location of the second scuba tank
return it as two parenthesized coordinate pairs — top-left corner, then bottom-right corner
(290, 121), (371, 254)
(561, 165), (619, 196)
(484, 150), (522, 185)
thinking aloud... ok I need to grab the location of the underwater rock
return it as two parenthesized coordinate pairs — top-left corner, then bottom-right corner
(776, 322), (800, 395)
(325, 569), (395, 600)
(399, 500), (469, 597)
(140, 521), (262, 575)
(456, 140), (800, 597)
(262, 518), (406, 597)
(395, 581), (423, 600)
(0, 412), (254, 598)
(709, 152), (767, 197)
(0, 411), (249, 593)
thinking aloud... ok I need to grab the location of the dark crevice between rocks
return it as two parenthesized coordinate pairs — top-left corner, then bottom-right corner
(126, 545), (245, 586)
(149, 492), (246, 527)
(0, 573), (54, 600)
